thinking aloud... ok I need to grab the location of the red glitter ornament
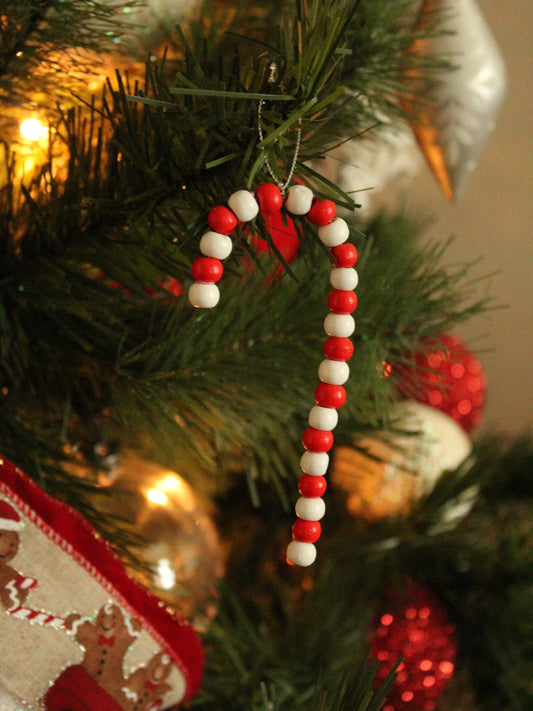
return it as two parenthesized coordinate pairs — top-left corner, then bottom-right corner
(400, 333), (487, 432)
(369, 581), (457, 711)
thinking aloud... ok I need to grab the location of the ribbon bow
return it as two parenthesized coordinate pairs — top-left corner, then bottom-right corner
(98, 634), (116, 647)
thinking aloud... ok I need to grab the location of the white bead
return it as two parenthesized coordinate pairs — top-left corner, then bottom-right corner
(285, 184), (314, 215)
(318, 359), (350, 385)
(199, 231), (233, 260)
(324, 313), (355, 338)
(286, 540), (316, 567)
(300, 451), (329, 476)
(317, 217), (349, 247)
(228, 190), (259, 223)
(188, 282), (220, 308)
(330, 267), (358, 291)
(309, 405), (338, 431)
(295, 496), (326, 521)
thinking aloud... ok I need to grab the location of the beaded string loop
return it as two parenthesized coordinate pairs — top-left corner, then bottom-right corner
(257, 60), (302, 196)
(258, 99), (302, 196)
(187, 184), (358, 567)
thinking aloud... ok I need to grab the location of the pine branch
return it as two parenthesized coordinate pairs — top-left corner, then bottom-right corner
(2, 5), (528, 708)
(190, 585), (397, 711)
(1, 0), (492, 546)
(1, 200), (493, 517)
(0, 0), (138, 112)
(396, 434), (533, 710)
(211, 433), (533, 711)
(0, 0), (54, 80)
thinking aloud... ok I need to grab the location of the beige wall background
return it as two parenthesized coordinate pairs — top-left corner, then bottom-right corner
(408, 0), (533, 436)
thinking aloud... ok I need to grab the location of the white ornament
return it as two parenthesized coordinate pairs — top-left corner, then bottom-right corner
(330, 267), (358, 291)
(318, 359), (349, 385)
(331, 400), (474, 521)
(393, 400), (473, 490)
(227, 190), (259, 222)
(286, 540), (317, 567)
(309, 406), (339, 431)
(300, 451), (329, 476)
(409, 0), (507, 199)
(199, 231), (233, 260)
(295, 496), (326, 521)
(318, 217), (349, 247)
(324, 313), (355, 338)
(285, 184), (314, 215)
(327, 123), (423, 218)
(188, 282), (220, 309)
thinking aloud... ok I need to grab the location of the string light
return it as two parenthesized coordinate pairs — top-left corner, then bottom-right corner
(19, 118), (48, 142)
(146, 488), (168, 505)
(155, 558), (177, 590)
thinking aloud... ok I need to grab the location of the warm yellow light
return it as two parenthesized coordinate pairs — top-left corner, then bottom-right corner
(87, 73), (107, 92)
(158, 474), (182, 492)
(20, 118), (48, 142)
(155, 558), (176, 590)
(155, 473), (196, 512)
(146, 488), (168, 506)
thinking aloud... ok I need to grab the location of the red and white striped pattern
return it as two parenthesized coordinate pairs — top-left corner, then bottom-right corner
(188, 184), (358, 566)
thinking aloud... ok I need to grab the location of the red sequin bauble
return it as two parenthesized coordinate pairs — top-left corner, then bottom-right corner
(369, 581), (457, 711)
(400, 333), (487, 432)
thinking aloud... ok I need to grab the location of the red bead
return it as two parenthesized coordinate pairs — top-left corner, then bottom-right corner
(331, 243), (358, 267)
(298, 474), (327, 498)
(324, 336), (354, 361)
(292, 519), (321, 543)
(302, 427), (334, 452)
(327, 289), (358, 314)
(208, 205), (238, 235)
(255, 183), (283, 214)
(314, 383), (346, 409)
(191, 257), (223, 283)
(307, 198), (337, 226)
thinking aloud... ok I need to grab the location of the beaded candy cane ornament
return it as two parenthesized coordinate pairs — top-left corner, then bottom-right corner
(188, 99), (358, 567)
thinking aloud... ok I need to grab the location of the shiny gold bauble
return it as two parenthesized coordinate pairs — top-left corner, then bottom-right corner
(108, 455), (224, 626)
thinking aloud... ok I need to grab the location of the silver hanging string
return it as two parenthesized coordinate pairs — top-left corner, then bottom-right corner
(257, 63), (302, 195)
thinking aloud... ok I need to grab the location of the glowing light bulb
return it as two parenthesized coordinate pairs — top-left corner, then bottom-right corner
(158, 474), (181, 491)
(20, 118), (47, 142)
(146, 488), (168, 505)
(156, 474), (196, 512)
(155, 558), (176, 590)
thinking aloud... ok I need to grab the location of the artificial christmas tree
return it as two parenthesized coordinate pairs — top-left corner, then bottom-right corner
(1, 1), (531, 710)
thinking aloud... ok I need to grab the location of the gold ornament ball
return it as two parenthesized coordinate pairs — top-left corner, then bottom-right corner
(109, 455), (224, 625)
(331, 401), (472, 520)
